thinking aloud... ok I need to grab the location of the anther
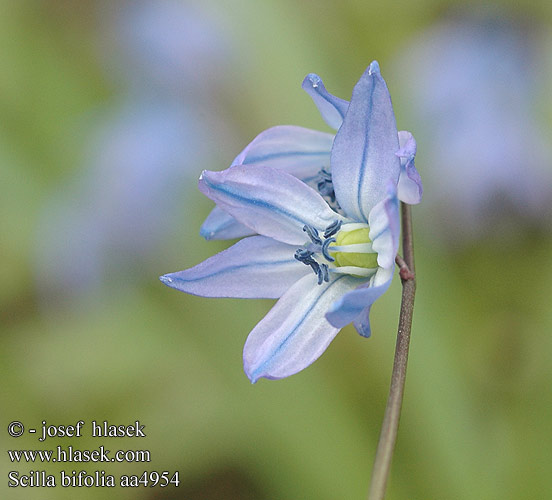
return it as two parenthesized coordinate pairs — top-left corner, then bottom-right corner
(303, 225), (322, 245)
(316, 269), (323, 285)
(318, 168), (332, 182)
(321, 237), (336, 262)
(297, 220), (348, 284)
(323, 220), (342, 238)
(294, 248), (314, 262)
(317, 168), (336, 203)
(316, 263), (329, 285)
(310, 260), (321, 278)
(294, 248), (322, 280)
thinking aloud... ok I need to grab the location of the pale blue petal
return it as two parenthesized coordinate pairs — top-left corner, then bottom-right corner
(397, 131), (423, 205)
(369, 182), (400, 269)
(233, 125), (333, 180)
(199, 165), (347, 245)
(200, 206), (255, 240)
(331, 61), (401, 222)
(353, 306), (373, 338)
(200, 126), (334, 241)
(160, 236), (308, 298)
(302, 74), (349, 130)
(243, 273), (360, 382)
(325, 267), (393, 333)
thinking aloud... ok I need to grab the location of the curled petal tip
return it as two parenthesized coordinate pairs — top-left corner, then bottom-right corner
(396, 131), (422, 205)
(368, 60), (381, 76)
(302, 72), (349, 130)
(396, 131), (417, 158)
(159, 274), (174, 286)
(303, 73), (321, 88)
(198, 169), (220, 198)
(199, 227), (215, 240)
(243, 360), (260, 383)
(395, 148), (412, 159)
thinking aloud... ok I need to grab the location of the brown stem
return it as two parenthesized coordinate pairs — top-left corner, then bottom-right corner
(368, 203), (417, 500)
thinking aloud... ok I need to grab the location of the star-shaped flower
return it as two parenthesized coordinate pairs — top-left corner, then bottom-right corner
(161, 61), (422, 382)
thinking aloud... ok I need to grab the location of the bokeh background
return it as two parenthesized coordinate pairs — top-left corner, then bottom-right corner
(2, 0), (552, 499)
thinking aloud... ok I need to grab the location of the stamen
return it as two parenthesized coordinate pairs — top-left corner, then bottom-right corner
(295, 248), (323, 280)
(314, 263), (329, 285)
(296, 220), (363, 285)
(321, 237), (336, 262)
(319, 168), (332, 182)
(294, 248), (314, 262)
(323, 220), (342, 238)
(316, 169), (342, 211)
(317, 168), (336, 203)
(303, 225), (322, 245)
(310, 260), (321, 276)
(316, 268), (323, 285)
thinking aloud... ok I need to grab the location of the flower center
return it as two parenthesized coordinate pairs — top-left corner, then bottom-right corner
(295, 221), (379, 283)
(329, 225), (379, 270)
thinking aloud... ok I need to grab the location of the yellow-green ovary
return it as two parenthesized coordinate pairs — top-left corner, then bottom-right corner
(329, 227), (378, 269)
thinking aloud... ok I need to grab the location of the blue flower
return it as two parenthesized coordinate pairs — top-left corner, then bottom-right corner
(161, 61), (422, 382)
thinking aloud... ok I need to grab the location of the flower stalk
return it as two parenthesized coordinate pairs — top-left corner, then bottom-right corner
(368, 202), (416, 500)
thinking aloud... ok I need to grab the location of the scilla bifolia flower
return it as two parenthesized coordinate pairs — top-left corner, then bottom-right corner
(161, 61), (422, 382)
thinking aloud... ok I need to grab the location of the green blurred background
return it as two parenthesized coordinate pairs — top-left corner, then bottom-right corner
(2, 0), (552, 499)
